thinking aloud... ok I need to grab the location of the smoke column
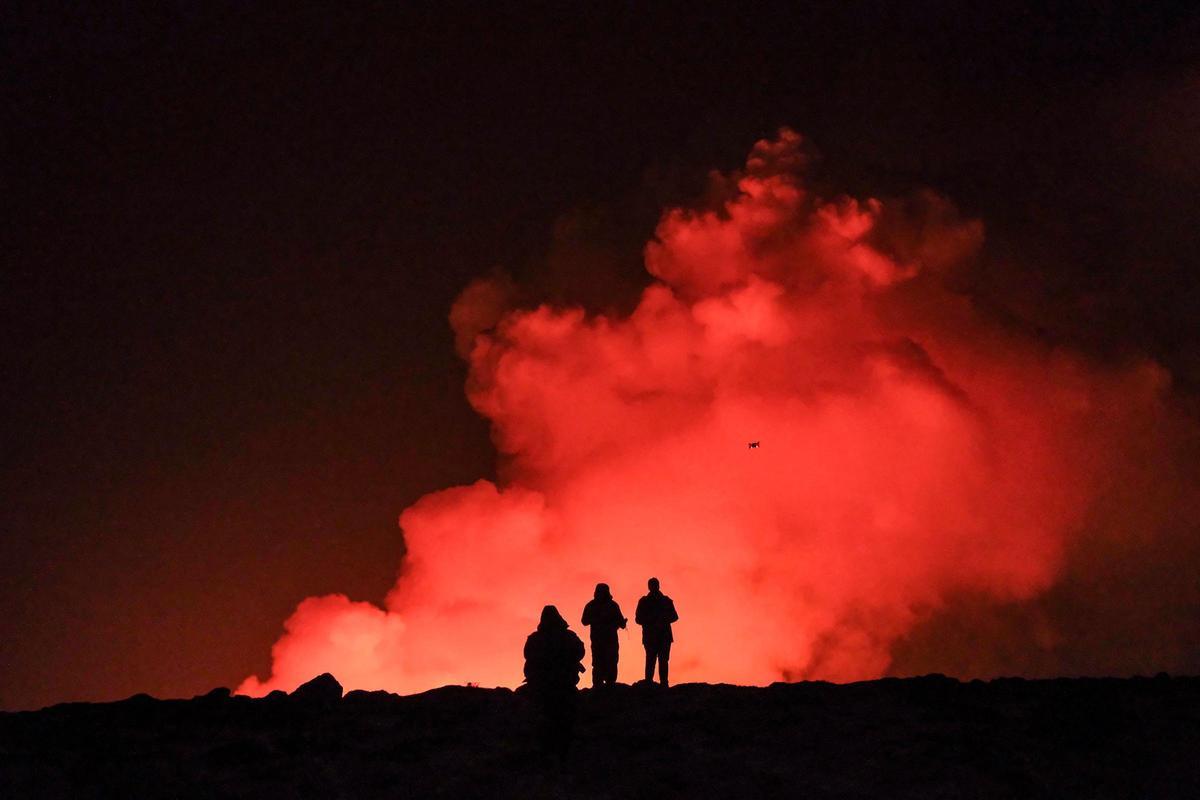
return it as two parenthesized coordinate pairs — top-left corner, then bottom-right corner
(239, 130), (1182, 695)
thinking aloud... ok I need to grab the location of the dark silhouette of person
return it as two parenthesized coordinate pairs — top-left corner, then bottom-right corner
(581, 583), (627, 687)
(635, 577), (679, 686)
(522, 605), (585, 762)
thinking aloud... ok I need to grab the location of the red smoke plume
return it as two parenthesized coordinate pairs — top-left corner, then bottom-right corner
(239, 130), (1176, 695)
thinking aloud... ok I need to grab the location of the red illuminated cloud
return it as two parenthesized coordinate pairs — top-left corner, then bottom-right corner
(239, 130), (1172, 695)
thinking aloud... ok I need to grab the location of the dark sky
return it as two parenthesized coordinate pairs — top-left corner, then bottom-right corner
(4, 1), (1199, 710)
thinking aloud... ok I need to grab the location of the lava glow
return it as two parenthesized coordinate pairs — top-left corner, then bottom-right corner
(239, 130), (1172, 695)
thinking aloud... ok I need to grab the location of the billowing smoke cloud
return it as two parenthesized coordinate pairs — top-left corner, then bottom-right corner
(239, 129), (1189, 695)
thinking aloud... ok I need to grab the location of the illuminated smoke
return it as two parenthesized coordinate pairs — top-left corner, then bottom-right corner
(239, 130), (1178, 695)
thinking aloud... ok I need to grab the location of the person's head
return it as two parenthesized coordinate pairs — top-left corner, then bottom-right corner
(647, 577), (660, 593)
(538, 605), (567, 631)
(594, 583), (611, 600)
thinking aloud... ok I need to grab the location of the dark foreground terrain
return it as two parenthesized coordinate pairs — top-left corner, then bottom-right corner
(3, 673), (1199, 799)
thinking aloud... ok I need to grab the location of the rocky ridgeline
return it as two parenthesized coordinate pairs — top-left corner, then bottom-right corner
(3, 674), (1200, 799)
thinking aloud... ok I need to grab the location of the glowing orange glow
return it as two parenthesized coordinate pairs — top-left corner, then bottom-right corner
(238, 130), (1169, 695)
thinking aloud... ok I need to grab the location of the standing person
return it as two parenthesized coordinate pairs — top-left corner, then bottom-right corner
(635, 577), (679, 687)
(581, 583), (627, 687)
(522, 605), (585, 763)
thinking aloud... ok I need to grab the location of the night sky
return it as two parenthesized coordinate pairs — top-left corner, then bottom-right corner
(5, 2), (1200, 710)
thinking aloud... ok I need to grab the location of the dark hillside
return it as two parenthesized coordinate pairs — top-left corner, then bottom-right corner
(3, 675), (1199, 799)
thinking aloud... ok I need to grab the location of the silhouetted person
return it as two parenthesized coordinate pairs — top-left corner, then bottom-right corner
(635, 577), (678, 686)
(581, 583), (627, 687)
(522, 605), (585, 762)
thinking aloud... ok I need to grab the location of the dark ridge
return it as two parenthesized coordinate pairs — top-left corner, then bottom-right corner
(2, 675), (1198, 798)
(287, 672), (342, 707)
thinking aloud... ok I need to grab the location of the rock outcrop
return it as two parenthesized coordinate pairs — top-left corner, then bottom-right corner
(2, 676), (1199, 798)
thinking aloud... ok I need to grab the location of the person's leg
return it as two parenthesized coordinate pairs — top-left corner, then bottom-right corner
(595, 642), (614, 686)
(599, 647), (615, 685)
(659, 641), (671, 687)
(644, 643), (656, 683)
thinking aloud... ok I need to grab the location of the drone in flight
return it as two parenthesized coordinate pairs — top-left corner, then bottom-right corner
(748, 441), (760, 449)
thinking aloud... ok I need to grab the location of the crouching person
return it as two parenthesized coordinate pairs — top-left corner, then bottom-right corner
(522, 605), (586, 763)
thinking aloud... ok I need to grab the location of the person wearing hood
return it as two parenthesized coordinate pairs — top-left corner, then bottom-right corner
(581, 583), (627, 687)
(522, 605), (585, 761)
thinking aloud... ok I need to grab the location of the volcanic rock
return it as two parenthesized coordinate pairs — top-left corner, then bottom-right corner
(2, 676), (1199, 798)
(289, 672), (342, 705)
(343, 688), (403, 708)
(197, 686), (231, 700)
